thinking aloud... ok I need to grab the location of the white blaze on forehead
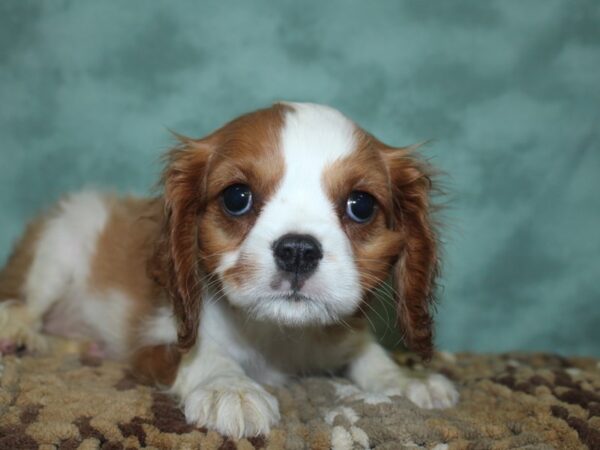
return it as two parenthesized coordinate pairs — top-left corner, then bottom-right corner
(281, 102), (358, 167)
(264, 102), (358, 234)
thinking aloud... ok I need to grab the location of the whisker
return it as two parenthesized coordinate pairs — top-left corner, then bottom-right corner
(356, 303), (378, 335)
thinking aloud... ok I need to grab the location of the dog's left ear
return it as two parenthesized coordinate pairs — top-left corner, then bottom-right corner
(149, 136), (213, 352)
(381, 146), (439, 361)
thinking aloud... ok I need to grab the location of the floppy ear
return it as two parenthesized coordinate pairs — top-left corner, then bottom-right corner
(149, 137), (212, 352)
(382, 146), (439, 360)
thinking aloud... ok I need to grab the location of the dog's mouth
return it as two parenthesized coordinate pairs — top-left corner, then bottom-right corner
(280, 291), (312, 302)
(244, 292), (340, 326)
(261, 291), (320, 306)
(267, 274), (317, 302)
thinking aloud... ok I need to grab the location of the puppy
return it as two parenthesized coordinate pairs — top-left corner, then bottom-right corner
(0, 102), (458, 438)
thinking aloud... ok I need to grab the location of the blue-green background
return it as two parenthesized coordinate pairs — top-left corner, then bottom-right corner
(1, 1), (599, 356)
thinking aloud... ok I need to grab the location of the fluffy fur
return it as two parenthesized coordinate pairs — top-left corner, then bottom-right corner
(0, 102), (458, 438)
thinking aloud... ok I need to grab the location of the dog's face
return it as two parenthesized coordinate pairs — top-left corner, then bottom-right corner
(153, 103), (438, 359)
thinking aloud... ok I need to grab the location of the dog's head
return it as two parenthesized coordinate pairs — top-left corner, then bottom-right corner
(152, 103), (439, 359)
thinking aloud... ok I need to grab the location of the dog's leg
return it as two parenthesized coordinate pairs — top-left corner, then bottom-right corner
(347, 339), (458, 409)
(171, 341), (280, 438)
(0, 219), (55, 354)
(1, 193), (110, 355)
(0, 301), (50, 354)
(0, 242), (70, 355)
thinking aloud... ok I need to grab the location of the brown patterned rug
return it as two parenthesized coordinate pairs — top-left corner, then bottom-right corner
(0, 339), (598, 449)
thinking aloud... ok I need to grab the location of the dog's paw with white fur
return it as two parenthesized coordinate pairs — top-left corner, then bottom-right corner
(360, 367), (458, 409)
(0, 302), (48, 355)
(349, 343), (459, 409)
(404, 374), (459, 409)
(184, 375), (280, 438)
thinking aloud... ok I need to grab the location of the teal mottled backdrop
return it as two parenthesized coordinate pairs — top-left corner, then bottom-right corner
(1, 1), (598, 356)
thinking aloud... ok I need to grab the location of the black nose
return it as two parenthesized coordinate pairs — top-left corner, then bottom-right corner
(273, 234), (323, 276)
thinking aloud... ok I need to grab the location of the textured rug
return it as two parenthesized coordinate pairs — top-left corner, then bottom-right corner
(0, 339), (598, 450)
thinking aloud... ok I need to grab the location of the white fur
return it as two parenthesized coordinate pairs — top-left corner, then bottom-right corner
(218, 103), (362, 326)
(171, 285), (456, 435)
(209, 297), (369, 381)
(2, 103), (459, 439)
(139, 306), (178, 346)
(348, 339), (409, 394)
(170, 290), (370, 437)
(26, 191), (109, 319)
(38, 193), (133, 356)
(171, 300), (281, 438)
(186, 103), (457, 436)
(348, 340), (458, 408)
(1, 192), (136, 357)
(404, 374), (459, 409)
(78, 290), (130, 356)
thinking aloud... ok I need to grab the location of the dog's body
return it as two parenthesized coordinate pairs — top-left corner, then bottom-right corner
(0, 103), (458, 438)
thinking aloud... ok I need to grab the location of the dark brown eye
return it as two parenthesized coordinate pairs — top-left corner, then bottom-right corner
(346, 191), (375, 223)
(222, 184), (253, 216)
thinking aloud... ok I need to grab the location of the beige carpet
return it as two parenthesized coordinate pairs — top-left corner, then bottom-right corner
(0, 339), (598, 449)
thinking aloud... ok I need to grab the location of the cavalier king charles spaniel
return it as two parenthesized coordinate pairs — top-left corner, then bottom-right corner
(0, 102), (458, 438)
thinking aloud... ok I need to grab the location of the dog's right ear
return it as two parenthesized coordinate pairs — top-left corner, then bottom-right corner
(149, 136), (213, 352)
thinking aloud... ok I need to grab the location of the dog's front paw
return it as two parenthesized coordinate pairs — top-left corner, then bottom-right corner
(404, 374), (459, 409)
(184, 375), (280, 438)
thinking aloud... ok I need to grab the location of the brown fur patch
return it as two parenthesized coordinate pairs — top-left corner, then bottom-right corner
(130, 344), (181, 386)
(88, 195), (167, 354)
(198, 105), (287, 275)
(322, 132), (403, 295)
(322, 129), (439, 360)
(85, 196), (185, 385)
(88, 196), (163, 306)
(151, 103), (289, 352)
(382, 144), (439, 360)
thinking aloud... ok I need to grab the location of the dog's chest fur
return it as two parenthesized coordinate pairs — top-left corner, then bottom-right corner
(196, 299), (369, 385)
